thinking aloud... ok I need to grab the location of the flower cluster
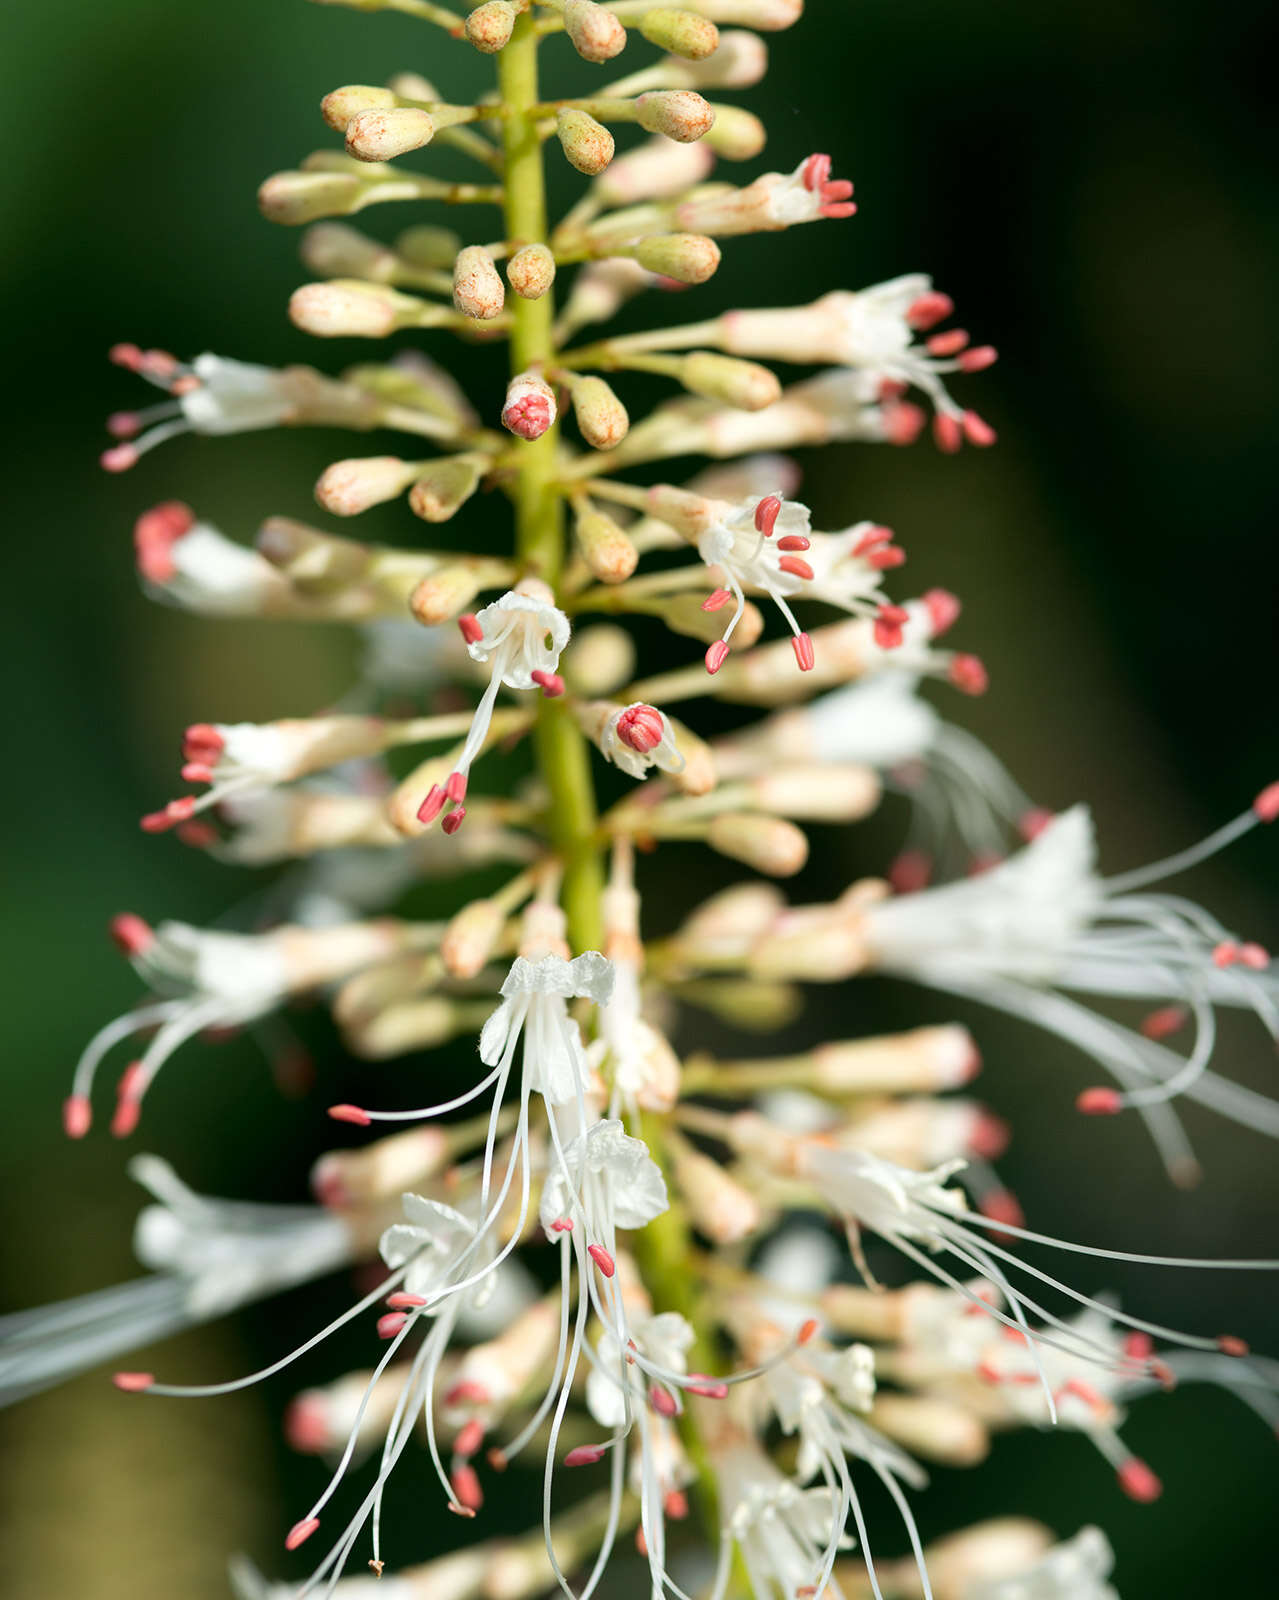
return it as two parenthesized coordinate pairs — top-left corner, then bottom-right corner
(9, 3), (1277, 1599)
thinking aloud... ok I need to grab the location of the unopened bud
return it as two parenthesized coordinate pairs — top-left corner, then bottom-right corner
(557, 109), (616, 176)
(466, 0), (516, 52)
(636, 90), (716, 143)
(678, 881), (784, 957)
(441, 899), (507, 980)
(344, 995), (460, 1058)
(634, 232), (721, 284)
(289, 280), (414, 337)
(641, 8), (720, 59)
(397, 224), (463, 268)
(671, 1138), (761, 1243)
(570, 375), (630, 450)
(575, 509), (639, 583)
(596, 136), (715, 206)
(315, 455), (420, 516)
(688, 977), (801, 1030)
(748, 764), (880, 822)
(666, 715), (716, 795)
(563, 624), (636, 697)
(812, 1026), (978, 1094)
(702, 104), (767, 160)
(507, 242), (556, 300)
(661, 592), (764, 649)
(681, 351), (781, 410)
(410, 564), (489, 625)
(346, 106), (435, 162)
(502, 372), (557, 440)
(750, 907), (868, 980)
(408, 456), (484, 522)
(685, 28), (769, 86)
(706, 813), (808, 875)
(259, 170), (363, 226)
(321, 85), (397, 133)
(301, 222), (394, 281)
(310, 1125), (450, 1210)
(453, 246), (506, 320)
(565, 0), (628, 60)
(868, 1395), (989, 1468)
(694, 0), (800, 27)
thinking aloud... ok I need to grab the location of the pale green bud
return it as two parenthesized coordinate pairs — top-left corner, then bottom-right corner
(640, 8), (720, 60)
(345, 106), (435, 162)
(702, 103), (767, 159)
(315, 455), (422, 516)
(634, 231), (721, 284)
(570, 375), (630, 450)
(564, 0), (628, 61)
(635, 89), (716, 142)
(680, 351), (781, 410)
(396, 224), (462, 268)
(575, 508), (638, 583)
(466, 0), (516, 52)
(506, 242), (556, 300)
(258, 170), (363, 226)
(407, 456), (484, 523)
(452, 245), (506, 320)
(321, 85), (396, 133)
(556, 109), (616, 177)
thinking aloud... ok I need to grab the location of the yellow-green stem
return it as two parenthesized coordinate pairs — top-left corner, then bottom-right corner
(499, 13), (604, 952)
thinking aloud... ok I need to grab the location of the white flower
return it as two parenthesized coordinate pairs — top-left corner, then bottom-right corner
(675, 152), (855, 236)
(600, 703), (686, 781)
(586, 1310), (695, 1428)
(132, 502), (289, 616)
(539, 1118), (668, 1236)
(694, 493), (818, 673)
(379, 1193), (497, 1309)
(418, 584), (572, 832)
(591, 958), (681, 1119)
(479, 952), (614, 1106)
(713, 1439), (852, 1600)
(969, 1526), (1120, 1600)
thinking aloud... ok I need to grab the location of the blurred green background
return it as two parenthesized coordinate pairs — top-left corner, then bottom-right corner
(1, 0), (1275, 1594)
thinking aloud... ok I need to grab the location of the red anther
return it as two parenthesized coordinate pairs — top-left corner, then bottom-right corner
(635, 1527), (648, 1557)
(109, 912), (155, 957)
(62, 1094), (92, 1140)
(878, 378), (909, 401)
(969, 1109), (1011, 1160)
(867, 546), (906, 570)
(181, 763), (215, 784)
(949, 653), (989, 696)
(531, 669), (565, 697)
(549, 1217), (574, 1232)
(450, 1463), (484, 1512)
(502, 394), (553, 441)
(976, 1359), (1004, 1385)
(141, 809), (175, 833)
(442, 807), (466, 835)
(962, 410), (997, 447)
(1212, 940), (1239, 968)
(446, 1501), (476, 1519)
(1018, 807), (1055, 842)
(965, 851), (998, 875)
(285, 1517), (321, 1551)
(797, 1318), (819, 1345)
(445, 771), (468, 805)
(1076, 1086), (1123, 1116)
(959, 345), (998, 373)
(933, 412), (963, 454)
(454, 1419), (485, 1458)
(800, 153), (831, 192)
(1253, 781), (1279, 823)
(177, 818), (218, 849)
(926, 329), (970, 357)
(701, 587), (732, 612)
(377, 1312), (409, 1340)
(417, 784), (447, 825)
(487, 1447), (508, 1471)
(1151, 1358), (1177, 1391)
(116, 1060), (145, 1102)
(776, 535), (810, 552)
(458, 613), (483, 645)
(101, 443), (139, 473)
(649, 1385), (679, 1417)
(164, 796), (197, 824)
(1123, 1331), (1154, 1361)
(777, 554), (814, 580)
(685, 1376), (729, 1399)
(109, 342), (145, 370)
(884, 400), (926, 446)
(328, 1104), (372, 1126)
(142, 350), (179, 377)
(873, 619), (903, 650)
(111, 1097), (142, 1139)
(920, 588), (960, 639)
(1140, 1005), (1189, 1042)
(616, 704), (665, 753)
(1238, 942), (1270, 969)
(386, 1292), (428, 1310)
(1218, 1334), (1250, 1357)
(754, 494), (782, 536)
(979, 1189), (1025, 1231)
(565, 1444), (608, 1467)
(587, 1244), (616, 1277)
(906, 291), (954, 331)
(182, 723), (225, 761)
(792, 632), (815, 672)
(664, 1490), (689, 1520)
(284, 1396), (330, 1454)
(443, 1380), (492, 1408)
(705, 639), (730, 674)
(170, 374), (200, 397)
(888, 849), (932, 894)
(820, 198), (857, 220)
(1117, 1459), (1163, 1504)
(113, 1371), (155, 1392)
(877, 603), (910, 624)
(107, 411), (141, 439)
(852, 525), (894, 555)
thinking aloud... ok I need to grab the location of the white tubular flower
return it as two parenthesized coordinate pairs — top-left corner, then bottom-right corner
(418, 583), (571, 833)
(0, 1156), (356, 1407)
(693, 491), (819, 675)
(969, 1526), (1120, 1600)
(710, 1437), (852, 1600)
(379, 1194), (499, 1311)
(591, 959), (682, 1121)
(586, 1310), (695, 1429)
(539, 1118), (669, 1242)
(480, 951), (614, 1106)
(675, 152), (856, 236)
(132, 501), (293, 616)
(600, 703), (686, 781)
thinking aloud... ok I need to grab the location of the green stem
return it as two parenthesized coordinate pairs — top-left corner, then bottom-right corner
(499, 12), (604, 952)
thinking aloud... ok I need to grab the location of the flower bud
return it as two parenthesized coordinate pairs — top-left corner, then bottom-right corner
(749, 906), (868, 980)
(345, 106), (435, 162)
(466, 0), (516, 52)
(502, 371), (557, 440)
(667, 715), (717, 795)
(635, 90), (716, 143)
(320, 84), (396, 133)
(563, 624), (636, 697)
(557, 257), (653, 337)
(397, 223), (464, 268)
(258, 170), (363, 226)
(310, 1125), (450, 1210)
(452, 245), (506, 320)
(596, 136), (715, 205)
(289, 280), (414, 337)
(677, 881), (784, 961)
(569, 375), (630, 450)
(286, 1366), (411, 1460)
(343, 995), (461, 1058)
(409, 564), (491, 625)
(314, 455), (421, 516)
(702, 104), (767, 160)
(747, 764), (881, 822)
(300, 222), (395, 281)
(670, 1138), (761, 1243)
(506, 242), (556, 300)
(634, 232), (721, 284)
(694, 0), (800, 26)
(687, 977), (802, 1029)
(680, 351), (781, 409)
(901, 1520), (1055, 1600)
(408, 455), (484, 522)
(564, 0), (628, 60)
(686, 28), (768, 86)
(661, 592), (764, 649)
(575, 508), (639, 583)
(811, 1025), (978, 1094)
(441, 899), (507, 980)
(706, 813), (808, 875)
(640, 7), (720, 59)
(868, 1394), (990, 1468)
(556, 109), (615, 176)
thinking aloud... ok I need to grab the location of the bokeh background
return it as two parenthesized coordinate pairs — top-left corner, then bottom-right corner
(1, 0), (1275, 1594)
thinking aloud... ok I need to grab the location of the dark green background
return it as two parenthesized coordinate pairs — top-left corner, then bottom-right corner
(0, 1), (1275, 1594)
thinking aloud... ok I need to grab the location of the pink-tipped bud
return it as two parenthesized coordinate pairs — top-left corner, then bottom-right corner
(502, 372), (556, 440)
(1117, 1459), (1163, 1503)
(948, 654), (989, 695)
(286, 1517), (321, 1551)
(921, 588), (961, 635)
(1253, 780), (1279, 823)
(113, 1371), (155, 1392)
(328, 1103), (372, 1125)
(1076, 1087), (1122, 1116)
